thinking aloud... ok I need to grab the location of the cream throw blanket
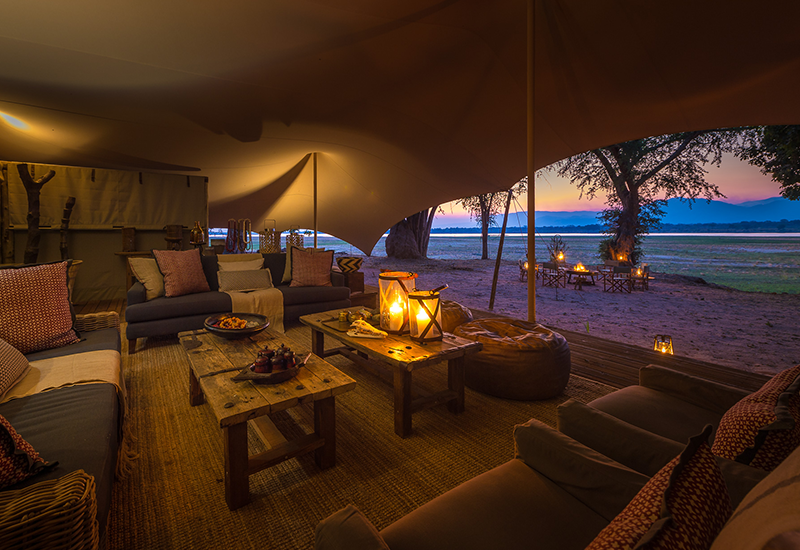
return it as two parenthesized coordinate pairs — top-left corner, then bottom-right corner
(225, 288), (285, 333)
(1, 349), (138, 478)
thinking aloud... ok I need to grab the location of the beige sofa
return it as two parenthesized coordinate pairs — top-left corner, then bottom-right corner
(314, 366), (800, 550)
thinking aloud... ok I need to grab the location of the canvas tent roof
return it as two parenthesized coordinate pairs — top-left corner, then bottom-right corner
(2, 1), (800, 254)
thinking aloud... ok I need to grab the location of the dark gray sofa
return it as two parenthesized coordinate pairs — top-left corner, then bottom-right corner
(125, 252), (351, 352)
(0, 313), (123, 545)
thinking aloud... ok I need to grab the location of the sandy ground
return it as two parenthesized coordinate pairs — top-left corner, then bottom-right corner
(358, 257), (800, 376)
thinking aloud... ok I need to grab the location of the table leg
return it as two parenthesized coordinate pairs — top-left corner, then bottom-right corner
(394, 369), (413, 438)
(314, 396), (336, 469)
(189, 368), (204, 406)
(224, 422), (250, 510)
(447, 356), (466, 414)
(311, 328), (325, 357)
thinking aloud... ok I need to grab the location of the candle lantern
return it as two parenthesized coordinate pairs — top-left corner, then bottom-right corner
(653, 335), (674, 355)
(378, 271), (417, 334)
(259, 219), (280, 253)
(408, 289), (445, 343)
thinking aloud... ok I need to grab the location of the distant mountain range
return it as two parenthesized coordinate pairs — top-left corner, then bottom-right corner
(438, 196), (800, 228)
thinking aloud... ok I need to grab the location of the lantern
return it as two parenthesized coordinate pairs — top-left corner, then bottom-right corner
(286, 225), (304, 249)
(189, 221), (205, 248)
(653, 335), (674, 355)
(378, 271), (417, 334)
(260, 219), (280, 253)
(557, 251), (565, 262)
(408, 288), (445, 343)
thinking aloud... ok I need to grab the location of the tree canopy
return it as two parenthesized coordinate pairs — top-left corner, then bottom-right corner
(457, 179), (526, 260)
(737, 125), (800, 201)
(550, 130), (744, 263)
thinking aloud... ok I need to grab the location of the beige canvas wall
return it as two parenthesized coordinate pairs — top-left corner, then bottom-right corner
(2, 162), (207, 303)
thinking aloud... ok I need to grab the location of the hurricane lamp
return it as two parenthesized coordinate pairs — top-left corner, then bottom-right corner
(260, 219), (280, 253)
(653, 335), (674, 355)
(379, 271), (418, 334)
(408, 289), (444, 343)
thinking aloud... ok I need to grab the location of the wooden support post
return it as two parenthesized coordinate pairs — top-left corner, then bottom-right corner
(0, 163), (12, 263)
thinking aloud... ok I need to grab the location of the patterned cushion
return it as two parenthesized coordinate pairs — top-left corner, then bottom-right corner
(282, 246), (326, 284)
(586, 426), (732, 550)
(152, 249), (211, 297)
(290, 248), (333, 287)
(0, 338), (30, 401)
(128, 257), (165, 300)
(218, 268), (274, 292)
(0, 414), (55, 490)
(712, 364), (800, 471)
(0, 261), (80, 354)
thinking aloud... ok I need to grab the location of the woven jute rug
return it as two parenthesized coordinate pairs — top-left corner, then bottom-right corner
(107, 323), (616, 550)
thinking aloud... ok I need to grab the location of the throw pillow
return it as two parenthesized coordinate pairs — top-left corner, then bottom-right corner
(0, 261), (80, 354)
(152, 249), (211, 298)
(290, 248), (333, 287)
(712, 364), (800, 471)
(586, 425), (732, 550)
(0, 414), (56, 489)
(0, 338), (30, 401)
(127, 257), (165, 300)
(282, 246), (326, 284)
(218, 268), (274, 292)
(217, 258), (264, 272)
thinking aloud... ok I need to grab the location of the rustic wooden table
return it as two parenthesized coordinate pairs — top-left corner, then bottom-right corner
(299, 309), (482, 438)
(178, 328), (356, 510)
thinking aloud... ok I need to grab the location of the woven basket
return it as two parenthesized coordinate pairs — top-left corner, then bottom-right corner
(0, 470), (99, 550)
(75, 311), (120, 333)
(259, 220), (280, 254)
(285, 226), (304, 250)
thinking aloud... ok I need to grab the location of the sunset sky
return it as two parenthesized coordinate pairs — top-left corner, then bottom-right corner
(433, 153), (783, 228)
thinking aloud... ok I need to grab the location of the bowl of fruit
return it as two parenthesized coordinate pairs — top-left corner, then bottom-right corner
(231, 343), (311, 384)
(204, 313), (269, 339)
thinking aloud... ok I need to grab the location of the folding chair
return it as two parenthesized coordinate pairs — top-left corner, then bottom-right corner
(603, 266), (632, 293)
(540, 261), (566, 288)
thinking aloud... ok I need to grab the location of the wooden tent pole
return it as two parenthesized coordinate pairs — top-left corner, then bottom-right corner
(527, 0), (536, 323)
(313, 152), (318, 248)
(18, 163), (56, 264)
(489, 188), (513, 310)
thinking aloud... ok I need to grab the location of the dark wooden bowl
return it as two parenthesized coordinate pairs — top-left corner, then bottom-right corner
(204, 313), (269, 339)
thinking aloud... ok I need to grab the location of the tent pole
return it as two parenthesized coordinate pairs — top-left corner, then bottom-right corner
(489, 188), (513, 310)
(313, 152), (318, 247)
(527, 0), (536, 323)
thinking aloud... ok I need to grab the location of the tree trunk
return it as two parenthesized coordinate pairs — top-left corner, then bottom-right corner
(18, 164), (57, 264)
(479, 194), (493, 260)
(60, 196), (77, 260)
(0, 163), (12, 263)
(386, 207), (437, 259)
(614, 188), (640, 262)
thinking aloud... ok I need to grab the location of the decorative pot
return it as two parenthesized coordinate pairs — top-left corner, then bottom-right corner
(336, 257), (363, 272)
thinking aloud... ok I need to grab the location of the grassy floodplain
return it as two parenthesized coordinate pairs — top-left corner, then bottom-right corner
(309, 233), (800, 295)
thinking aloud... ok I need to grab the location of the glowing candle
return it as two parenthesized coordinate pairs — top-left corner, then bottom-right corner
(388, 301), (403, 332)
(416, 308), (430, 324)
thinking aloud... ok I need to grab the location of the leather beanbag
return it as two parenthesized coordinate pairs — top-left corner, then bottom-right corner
(453, 319), (571, 400)
(440, 300), (474, 333)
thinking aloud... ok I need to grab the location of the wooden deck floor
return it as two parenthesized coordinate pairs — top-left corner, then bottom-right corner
(81, 299), (769, 393)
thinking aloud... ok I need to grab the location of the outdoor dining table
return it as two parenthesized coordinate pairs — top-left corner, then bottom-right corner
(565, 268), (598, 290)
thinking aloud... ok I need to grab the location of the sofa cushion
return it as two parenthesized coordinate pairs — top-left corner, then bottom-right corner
(125, 291), (232, 324)
(263, 253), (287, 287)
(290, 247), (333, 287)
(514, 418), (648, 521)
(0, 413), (55, 489)
(0, 339), (30, 401)
(282, 246), (325, 284)
(25, 327), (121, 362)
(278, 285), (350, 307)
(218, 269), (274, 292)
(586, 426), (731, 550)
(710, 445), (800, 550)
(127, 257), (164, 300)
(153, 249), (211, 297)
(217, 254), (264, 271)
(316, 505), (390, 550)
(588, 385), (727, 444)
(381, 458), (609, 550)
(712, 364), (800, 471)
(0, 261), (80, 354)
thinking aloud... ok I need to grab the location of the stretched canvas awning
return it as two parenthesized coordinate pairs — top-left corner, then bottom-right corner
(2, 1), (800, 254)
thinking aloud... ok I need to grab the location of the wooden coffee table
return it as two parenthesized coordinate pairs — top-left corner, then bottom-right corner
(178, 328), (356, 510)
(300, 310), (482, 438)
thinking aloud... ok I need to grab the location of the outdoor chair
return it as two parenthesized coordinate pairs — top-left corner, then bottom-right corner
(603, 266), (632, 293)
(540, 261), (566, 288)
